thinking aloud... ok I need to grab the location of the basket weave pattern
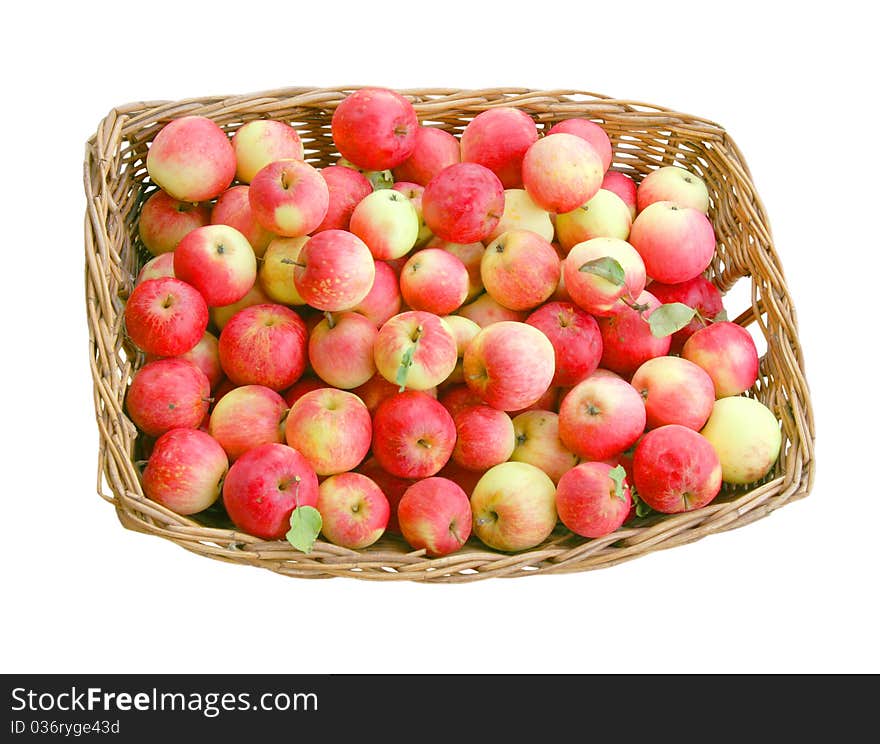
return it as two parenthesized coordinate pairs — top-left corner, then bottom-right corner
(84, 87), (815, 581)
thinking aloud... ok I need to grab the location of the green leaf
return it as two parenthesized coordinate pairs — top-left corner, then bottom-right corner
(578, 256), (626, 286)
(368, 169), (395, 190)
(608, 464), (628, 501)
(632, 492), (653, 518)
(396, 345), (416, 392)
(648, 302), (698, 338)
(713, 308), (729, 322)
(286, 506), (322, 554)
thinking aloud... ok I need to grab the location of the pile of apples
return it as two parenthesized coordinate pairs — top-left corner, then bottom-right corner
(125, 87), (783, 558)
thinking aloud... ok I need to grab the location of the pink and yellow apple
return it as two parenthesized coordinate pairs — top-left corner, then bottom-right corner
(630, 356), (715, 431)
(232, 119), (304, 184)
(601, 171), (637, 220)
(682, 321), (760, 398)
(429, 237), (485, 302)
(460, 107), (538, 188)
(481, 229), (560, 311)
(350, 189), (420, 260)
(374, 311), (457, 391)
(555, 189), (632, 251)
(293, 229), (375, 311)
(173, 224), (257, 307)
(317, 472), (390, 549)
(441, 315), (481, 384)
(248, 159), (329, 237)
(397, 477), (472, 556)
(510, 410), (579, 484)
(452, 405), (516, 472)
(313, 164), (373, 233)
(522, 133), (604, 213)
(258, 236), (309, 306)
(208, 384), (287, 461)
(546, 118), (613, 173)
(422, 163), (505, 244)
(456, 292), (526, 327)
(562, 237), (646, 317)
(135, 252), (175, 285)
(308, 311), (378, 389)
(392, 125), (461, 186)
(138, 190), (210, 256)
(400, 248), (470, 315)
(555, 461), (632, 538)
(210, 281), (272, 331)
(637, 166), (710, 215)
(486, 189), (554, 243)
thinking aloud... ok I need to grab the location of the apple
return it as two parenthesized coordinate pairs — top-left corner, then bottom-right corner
(146, 115), (235, 202)
(313, 164), (373, 234)
(350, 260), (402, 327)
(258, 236), (309, 305)
(637, 165), (710, 215)
(281, 376), (324, 408)
(248, 159), (329, 237)
(558, 374), (646, 460)
(293, 229), (375, 312)
(647, 276), (725, 353)
(452, 404), (516, 472)
(138, 190), (210, 256)
(481, 229), (560, 311)
(371, 390), (456, 478)
(400, 248), (469, 315)
(555, 189), (632, 251)
(682, 321), (760, 398)
(222, 442), (319, 540)
(374, 311), (457, 391)
(331, 87), (419, 171)
(231, 119), (304, 184)
(629, 201), (716, 284)
(126, 358), (210, 437)
(422, 163), (505, 243)
(155, 330), (223, 391)
(397, 477), (472, 556)
(522, 133), (604, 213)
(429, 237), (485, 302)
(460, 107), (538, 188)
(356, 457), (414, 535)
(124, 277), (208, 357)
(525, 301), (602, 387)
(349, 189), (420, 260)
(700, 396), (782, 484)
(218, 303), (307, 391)
(317, 472), (390, 549)
(441, 315), (481, 384)
(210, 185), (275, 258)
(142, 428), (228, 515)
(392, 125), (461, 186)
(633, 424), (722, 513)
(510, 410), (579, 484)
(486, 188), (554, 243)
(562, 237), (647, 317)
(556, 461), (632, 538)
(546, 118), (613, 173)
(308, 311), (378, 389)
(391, 181), (433, 248)
(631, 356), (716, 431)
(209, 281), (272, 331)
(173, 224), (257, 307)
(597, 289), (671, 378)
(206, 384), (286, 461)
(456, 292), (526, 327)
(135, 252), (175, 285)
(601, 171), (637, 220)
(463, 321), (555, 411)
(470, 462), (557, 552)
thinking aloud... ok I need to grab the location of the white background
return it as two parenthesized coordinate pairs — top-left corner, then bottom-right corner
(2, 0), (876, 674)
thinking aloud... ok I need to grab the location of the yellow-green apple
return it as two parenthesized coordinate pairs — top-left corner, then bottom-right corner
(152, 331), (223, 391)
(522, 133), (604, 213)
(460, 107), (538, 188)
(138, 190), (210, 256)
(392, 126), (461, 186)
(317, 472), (390, 549)
(293, 229), (375, 311)
(331, 87), (419, 170)
(442, 315), (481, 384)
(633, 424), (722, 512)
(397, 477), (472, 556)
(209, 281), (272, 331)
(284, 388), (372, 476)
(682, 321), (759, 398)
(637, 165), (710, 215)
(429, 237), (485, 302)
(470, 461), (557, 551)
(598, 289), (672, 378)
(546, 118), (613, 173)
(601, 171), (637, 220)
(308, 311), (378, 389)
(231, 119), (304, 184)
(510, 410), (579, 484)
(173, 224), (257, 307)
(313, 165), (373, 233)
(222, 442), (319, 540)
(146, 115), (235, 202)
(374, 311), (457, 391)
(631, 356), (715, 431)
(126, 358), (211, 437)
(558, 374), (646, 460)
(211, 185), (275, 257)
(556, 461), (632, 538)
(647, 276), (725, 353)
(356, 457), (414, 534)
(481, 229), (560, 311)
(218, 303), (307, 390)
(562, 237), (647, 316)
(457, 292), (526, 327)
(525, 301), (602, 387)
(700, 396), (781, 484)
(391, 181), (433, 247)
(422, 163), (505, 243)
(452, 405), (516, 472)
(400, 248), (469, 315)
(248, 159), (329, 237)
(350, 189), (420, 260)
(258, 236), (309, 306)
(135, 252), (175, 285)
(463, 321), (555, 411)
(351, 260), (402, 327)
(371, 391), (456, 478)
(124, 277), (208, 357)
(281, 376), (324, 408)
(629, 201), (716, 284)
(142, 428), (228, 515)
(555, 189), (632, 251)
(208, 384), (287, 461)
(486, 189), (554, 242)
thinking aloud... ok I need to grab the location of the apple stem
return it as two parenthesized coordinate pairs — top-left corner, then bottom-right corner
(417, 438), (432, 449)
(324, 311), (336, 329)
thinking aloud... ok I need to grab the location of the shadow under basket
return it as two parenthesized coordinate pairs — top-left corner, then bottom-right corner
(83, 86), (815, 582)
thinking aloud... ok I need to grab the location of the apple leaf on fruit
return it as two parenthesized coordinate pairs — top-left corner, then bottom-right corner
(608, 465), (628, 501)
(286, 506), (322, 554)
(396, 345), (416, 392)
(578, 257), (626, 286)
(648, 302), (698, 338)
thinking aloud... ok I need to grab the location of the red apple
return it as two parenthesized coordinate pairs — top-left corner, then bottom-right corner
(293, 229), (375, 311)
(124, 277), (208, 357)
(374, 311), (457, 391)
(309, 311), (378, 389)
(556, 461), (632, 538)
(647, 276), (725, 353)
(452, 405), (516, 472)
(313, 164), (373, 233)
(460, 107), (539, 188)
(317, 472), (390, 549)
(392, 126), (461, 186)
(522, 133), (604, 213)
(249, 159), (329, 237)
(208, 384), (287, 461)
(525, 301), (602, 387)
(232, 119), (304, 184)
(481, 229), (560, 311)
(682, 321), (760, 398)
(173, 224), (257, 307)
(597, 289), (671, 378)
(562, 237), (646, 317)
(351, 260), (402, 327)
(397, 477), (472, 556)
(546, 118), (613, 172)
(138, 190), (210, 256)
(400, 248), (469, 315)
(631, 356), (716, 431)
(510, 410), (579, 484)
(601, 171), (637, 220)
(422, 163), (505, 244)
(211, 185), (275, 257)
(126, 358), (210, 437)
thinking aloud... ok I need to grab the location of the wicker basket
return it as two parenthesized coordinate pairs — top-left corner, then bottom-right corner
(83, 86), (815, 582)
